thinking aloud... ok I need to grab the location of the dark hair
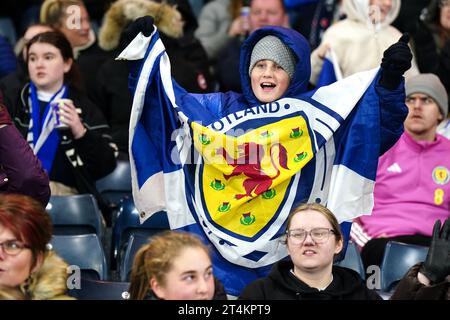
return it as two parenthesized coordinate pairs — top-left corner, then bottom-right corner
(0, 194), (52, 269)
(26, 31), (82, 91)
(285, 203), (343, 243)
(423, 0), (449, 28)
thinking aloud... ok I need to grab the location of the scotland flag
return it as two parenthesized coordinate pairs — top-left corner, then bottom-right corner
(316, 47), (343, 87)
(119, 27), (405, 295)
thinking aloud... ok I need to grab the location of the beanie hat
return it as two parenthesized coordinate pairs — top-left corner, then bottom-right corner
(406, 73), (448, 118)
(249, 35), (296, 80)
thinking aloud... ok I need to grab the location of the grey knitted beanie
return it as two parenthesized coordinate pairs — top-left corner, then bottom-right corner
(406, 73), (448, 118)
(249, 35), (296, 80)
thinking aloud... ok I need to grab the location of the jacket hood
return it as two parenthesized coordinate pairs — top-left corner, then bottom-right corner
(23, 251), (73, 300)
(343, 0), (400, 28)
(98, 0), (184, 51)
(240, 26), (311, 106)
(270, 260), (368, 299)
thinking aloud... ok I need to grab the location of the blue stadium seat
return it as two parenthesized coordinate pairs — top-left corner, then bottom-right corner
(119, 233), (152, 281)
(380, 241), (428, 292)
(334, 240), (365, 279)
(68, 278), (130, 300)
(96, 160), (132, 208)
(50, 234), (108, 280)
(46, 194), (104, 237)
(0, 18), (17, 45)
(334, 221), (352, 263)
(111, 197), (169, 266)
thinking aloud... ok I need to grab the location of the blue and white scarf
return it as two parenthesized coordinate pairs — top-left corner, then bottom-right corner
(27, 82), (68, 172)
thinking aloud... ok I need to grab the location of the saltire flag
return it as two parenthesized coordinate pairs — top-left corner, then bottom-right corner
(314, 47), (351, 259)
(438, 119), (450, 140)
(119, 30), (382, 296)
(316, 47), (343, 87)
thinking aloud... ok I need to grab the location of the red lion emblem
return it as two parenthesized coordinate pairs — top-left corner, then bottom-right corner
(216, 142), (289, 199)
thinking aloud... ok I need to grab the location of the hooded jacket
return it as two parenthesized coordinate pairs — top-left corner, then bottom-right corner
(239, 27), (311, 105)
(126, 25), (408, 296)
(239, 260), (382, 300)
(310, 0), (419, 84)
(22, 251), (74, 300)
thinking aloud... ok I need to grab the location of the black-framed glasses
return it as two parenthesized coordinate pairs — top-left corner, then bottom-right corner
(286, 228), (335, 245)
(0, 240), (31, 256)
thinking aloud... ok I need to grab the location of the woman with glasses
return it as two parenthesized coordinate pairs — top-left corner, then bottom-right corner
(0, 193), (73, 299)
(239, 203), (383, 300)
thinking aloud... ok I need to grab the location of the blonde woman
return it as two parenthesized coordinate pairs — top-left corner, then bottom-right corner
(129, 231), (226, 300)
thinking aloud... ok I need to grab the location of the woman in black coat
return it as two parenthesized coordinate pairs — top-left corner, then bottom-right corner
(239, 203), (382, 300)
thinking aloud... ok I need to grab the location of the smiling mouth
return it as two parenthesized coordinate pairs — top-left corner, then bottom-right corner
(260, 82), (276, 91)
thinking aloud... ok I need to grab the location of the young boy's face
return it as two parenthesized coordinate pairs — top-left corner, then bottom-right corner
(251, 59), (290, 103)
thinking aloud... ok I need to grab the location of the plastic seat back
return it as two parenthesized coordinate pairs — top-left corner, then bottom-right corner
(380, 241), (428, 292)
(119, 233), (154, 281)
(46, 194), (104, 237)
(112, 197), (169, 264)
(50, 234), (108, 280)
(96, 160), (132, 207)
(334, 240), (366, 279)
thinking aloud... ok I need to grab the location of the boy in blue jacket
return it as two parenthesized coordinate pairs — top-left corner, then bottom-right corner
(120, 16), (412, 296)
